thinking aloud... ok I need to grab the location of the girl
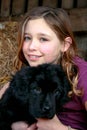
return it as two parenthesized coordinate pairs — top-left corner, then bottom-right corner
(0, 6), (87, 130)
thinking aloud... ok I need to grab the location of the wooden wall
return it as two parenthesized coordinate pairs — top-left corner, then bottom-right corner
(0, 0), (87, 16)
(0, 0), (87, 32)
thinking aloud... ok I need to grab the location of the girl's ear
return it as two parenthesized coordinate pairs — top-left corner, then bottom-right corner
(61, 37), (72, 52)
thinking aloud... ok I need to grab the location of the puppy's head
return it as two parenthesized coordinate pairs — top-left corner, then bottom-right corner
(10, 63), (71, 119)
(25, 64), (71, 119)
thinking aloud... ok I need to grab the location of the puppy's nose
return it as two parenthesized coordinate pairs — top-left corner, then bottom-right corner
(42, 106), (50, 112)
(42, 94), (52, 112)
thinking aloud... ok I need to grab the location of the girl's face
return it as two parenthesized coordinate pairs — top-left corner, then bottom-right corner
(23, 18), (64, 66)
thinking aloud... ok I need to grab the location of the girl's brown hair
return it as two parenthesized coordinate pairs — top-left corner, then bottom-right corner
(14, 6), (81, 96)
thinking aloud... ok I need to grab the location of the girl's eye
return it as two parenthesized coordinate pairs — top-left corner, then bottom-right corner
(40, 38), (48, 42)
(24, 36), (31, 41)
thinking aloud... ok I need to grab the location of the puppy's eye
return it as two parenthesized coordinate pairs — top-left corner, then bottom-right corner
(36, 87), (41, 92)
(32, 87), (42, 94)
(54, 90), (61, 98)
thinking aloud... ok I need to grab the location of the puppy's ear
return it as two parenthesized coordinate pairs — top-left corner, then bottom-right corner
(55, 65), (71, 106)
(55, 65), (71, 91)
(55, 65), (65, 79)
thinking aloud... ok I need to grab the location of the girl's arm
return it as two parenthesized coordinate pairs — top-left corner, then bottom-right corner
(36, 115), (77, 130)
(0, 82), (10, 99)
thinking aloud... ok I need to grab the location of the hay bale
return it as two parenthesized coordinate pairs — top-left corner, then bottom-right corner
(0, 21), (18, 88)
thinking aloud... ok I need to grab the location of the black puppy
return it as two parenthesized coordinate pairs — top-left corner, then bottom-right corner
(0, 63), (71, 130)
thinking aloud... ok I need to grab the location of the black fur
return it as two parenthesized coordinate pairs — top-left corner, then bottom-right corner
(0, 63), (71, 130)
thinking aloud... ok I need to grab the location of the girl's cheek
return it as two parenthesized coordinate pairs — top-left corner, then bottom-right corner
(22, 42), (28, 51)
(41, 46), (52, 54)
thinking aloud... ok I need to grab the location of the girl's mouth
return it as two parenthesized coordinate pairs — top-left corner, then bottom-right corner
(29, 55), (41, 61)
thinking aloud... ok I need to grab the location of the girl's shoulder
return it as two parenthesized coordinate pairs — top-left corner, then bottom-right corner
(74, 57), (87, 103)
(74, 56), (87, 82)
(74, 56), (87, 73)
(0, 82), (10, 99)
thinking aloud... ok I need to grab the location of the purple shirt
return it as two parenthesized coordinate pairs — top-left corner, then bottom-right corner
(58, 57), (87, 130)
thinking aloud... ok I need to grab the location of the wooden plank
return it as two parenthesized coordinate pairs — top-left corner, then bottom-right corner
(42, 0), (57, 8)
(75, 33), (87, 61)
(68, 8), (87, 32)
(62, 0), (74, 9)
(12, 0), (25, 16)
(27, 0), (38, 10)
(0, 0), (11, 17)
(77, 0), (87, 8)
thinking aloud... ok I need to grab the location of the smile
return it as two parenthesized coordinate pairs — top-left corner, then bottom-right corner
(29, 55), (41, 61)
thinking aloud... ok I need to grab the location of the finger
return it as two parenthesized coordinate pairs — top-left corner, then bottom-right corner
(27, 123), (37, 130)
(11, 121), (28, 130)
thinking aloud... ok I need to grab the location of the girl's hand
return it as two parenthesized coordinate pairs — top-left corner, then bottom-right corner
(11, 121), (37, 130)
(11, 121), (28, 130)
(36, 115), (68, 130)
(11, 116), (76, 130)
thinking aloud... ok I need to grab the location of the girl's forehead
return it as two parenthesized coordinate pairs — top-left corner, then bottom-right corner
(26, 18), (48, 27)
(24, 18), (55, 35)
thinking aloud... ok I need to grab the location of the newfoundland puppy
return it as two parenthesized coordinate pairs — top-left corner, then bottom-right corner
(0, 63), (71, 130)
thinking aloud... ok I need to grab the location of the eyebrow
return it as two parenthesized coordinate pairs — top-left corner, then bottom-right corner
(24, 32), (51, 37)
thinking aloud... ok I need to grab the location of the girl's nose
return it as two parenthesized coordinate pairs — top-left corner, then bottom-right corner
(29, 39), (39, 50)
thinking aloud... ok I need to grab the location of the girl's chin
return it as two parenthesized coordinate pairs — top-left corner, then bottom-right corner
(29, 62), (43, 67)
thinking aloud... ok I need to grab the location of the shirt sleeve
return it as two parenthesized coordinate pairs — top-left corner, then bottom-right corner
(78, 70), (87, 104)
